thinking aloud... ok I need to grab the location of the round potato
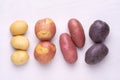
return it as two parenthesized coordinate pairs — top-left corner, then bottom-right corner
(85, 43), (108, 65)
(10, 36), (29, 50)
(11, 50), (29, 65)
(10, 20), (28, 35)
(35, 18), (56, 41)
(89, 20), (110, 43)
(34, 41), (56, 64)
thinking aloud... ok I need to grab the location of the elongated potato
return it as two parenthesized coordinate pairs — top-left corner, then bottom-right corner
(68, 18), (85, 48)
(59, 33), (77, 64)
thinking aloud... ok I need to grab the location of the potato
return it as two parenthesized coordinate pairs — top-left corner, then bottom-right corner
(10, 20), (28, 35)
(85, 43), (108, 65)
(59, 33), (77, 64)
(11, 50), (29, 65)
(35, 18), (56, 41)
(11, 36), (29, 50)
(34, 41), (56, 64)
(89, 20), (110, 43)
(68, 18), (85, 48)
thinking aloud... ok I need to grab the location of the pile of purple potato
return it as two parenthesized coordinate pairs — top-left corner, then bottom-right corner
(59, 19), (110, 65)
(85, 20), (110, 65)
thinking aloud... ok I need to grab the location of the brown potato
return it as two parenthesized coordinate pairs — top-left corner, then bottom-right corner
(35, 18), (56, 41)
(68, 18), (85, 48)
(34, 41), (56, 64)
(59, 33), (77, 64)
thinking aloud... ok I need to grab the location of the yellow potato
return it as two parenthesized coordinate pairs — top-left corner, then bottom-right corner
(11, 36), (29, 50)
(10, 20), (28, 35)
(11, 50), (29, 65)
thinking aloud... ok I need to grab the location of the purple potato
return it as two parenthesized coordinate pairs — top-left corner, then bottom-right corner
(89, 20), (110, 43)
(85, 43), (108, 65)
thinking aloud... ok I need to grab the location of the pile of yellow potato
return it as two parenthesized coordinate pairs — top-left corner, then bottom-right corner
(10, 20), (29, 65)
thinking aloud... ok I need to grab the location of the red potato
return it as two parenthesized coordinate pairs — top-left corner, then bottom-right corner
(34, 41), (56, 64)
(59, 33), (78, 64)
(35, 18), (56, 41)
(68, 18), (85, 48)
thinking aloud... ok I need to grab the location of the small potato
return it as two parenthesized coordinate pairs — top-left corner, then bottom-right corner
(11, 50), (29, 65)
(85, 43), (108, 65)
(35, 18), (56, 41)
(11, 36), (29, 50)
(10, 20), (28, 35)
(68, 18), (85, 48)
(89, 20), (110, 43)
(59, 33), (77, 64)
(34, 41), (56, 64)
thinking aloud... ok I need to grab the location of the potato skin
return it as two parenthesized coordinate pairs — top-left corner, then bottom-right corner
(34, 41), (56, 64)
(68, 18), (85, 48)
(35, 18), (56, 41)
(59, 33), (77, 64)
